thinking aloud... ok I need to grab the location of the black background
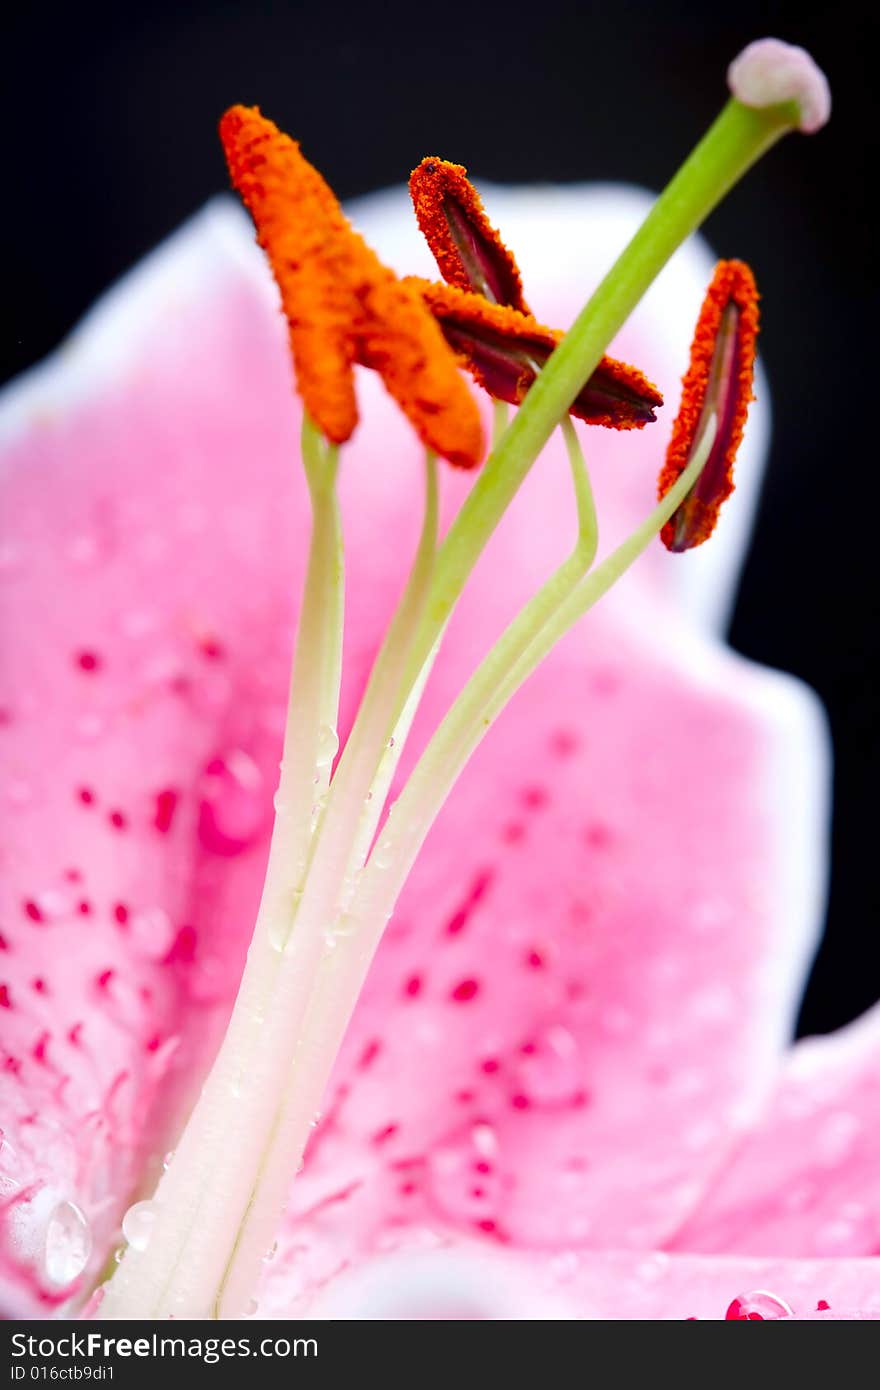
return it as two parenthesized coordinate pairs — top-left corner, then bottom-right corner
(4, 0), (876, 1036)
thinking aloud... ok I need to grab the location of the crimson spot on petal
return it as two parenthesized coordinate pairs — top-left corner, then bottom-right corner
(154, 788), (179, 834)
(451, 978), (480, 1002)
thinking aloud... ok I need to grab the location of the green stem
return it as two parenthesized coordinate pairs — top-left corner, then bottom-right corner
(492, 399), (510, 449)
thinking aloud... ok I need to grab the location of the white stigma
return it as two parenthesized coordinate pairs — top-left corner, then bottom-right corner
(728, 38), (831, 133)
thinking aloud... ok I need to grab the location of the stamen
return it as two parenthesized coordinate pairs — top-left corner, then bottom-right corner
(409, 157), (528, 309)
(410, 278), (663, 430)
(658, 260), (759, 552)
(219, 107), (483, 468)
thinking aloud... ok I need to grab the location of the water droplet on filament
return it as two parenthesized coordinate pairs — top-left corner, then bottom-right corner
(315, 724), (339, 768)
(122, 1200), (157, 1252)
(44, 1201), (92, 1286)
(373, 838), (393, 869)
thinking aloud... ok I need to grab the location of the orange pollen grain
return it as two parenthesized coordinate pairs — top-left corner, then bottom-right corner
(409, 157), (529, 312)
(658, 259), (760, 552)
(218, 107), (483, 468)
(408, 278), (663, 431)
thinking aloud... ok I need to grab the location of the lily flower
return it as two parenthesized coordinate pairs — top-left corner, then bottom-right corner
(2, 39), (872, 1323)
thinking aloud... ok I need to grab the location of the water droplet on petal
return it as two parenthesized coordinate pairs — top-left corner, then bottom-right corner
(44, 1200), (92, 1286)
(198, 750), (268, 855)
(162, 1151), (175, 1171)
(725, 1290), (793, 1320)
(122, 1200), (157, 1252)
(129, 908), (175, 960)
(30, 888), (74, 922)
(246, 1298), (259, 1316)
(513, 1025), (585, 1108)
(315, 724), (339, 768)
(427, 1128), (503, 1228)
(470, 1123), (498, 1158)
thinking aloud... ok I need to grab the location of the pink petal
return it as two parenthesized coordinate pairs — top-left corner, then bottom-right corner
(257, 1235), (880, 1320)
(253, 596), (826, 1310)
(0, 185), (823, 1315)
(0, 205), (315, 1309)
(669, 1004), (880, 1257)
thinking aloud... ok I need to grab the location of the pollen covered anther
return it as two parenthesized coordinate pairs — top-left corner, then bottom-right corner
(409, 157), (529, 311)
(658, 260), (760, 552)
(409, 278), (663, 430)
(218, 107), (483, 468)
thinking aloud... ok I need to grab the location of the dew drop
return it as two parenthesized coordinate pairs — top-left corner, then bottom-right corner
(372, 838), (393, 870)
(198, 750), (268, 855)
(162, 1151), (175, 1171)
(315, 724), (339, 768)
(44, 1200), (92, 1286)
(268, 887), (303, 952)
(725, 1289), (793, 1320)
(29, 889), (73, 923)
(331, 912), (359, 941)
(310, 793), (328, 831)
(513, 1025), (584, 1108)
(470, 1123), (498, 1158)
(121, 1200), (157, 1252)
(129, 908), (175, 960)
(427, 1130), (502, 1227)
(246, 1299), (259, 1316)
